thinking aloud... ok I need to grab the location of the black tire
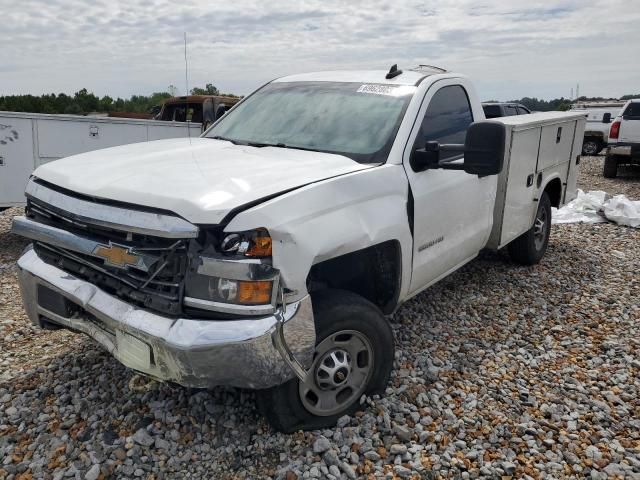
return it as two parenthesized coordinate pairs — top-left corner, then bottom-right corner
(508, 192), (552, 265)
(256, 289), (394, 433)
(582, 139), (602, 156)
(603, 155), (618, 178)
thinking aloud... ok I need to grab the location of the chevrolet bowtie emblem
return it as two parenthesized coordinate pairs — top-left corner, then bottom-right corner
(93, 243), (140, 269)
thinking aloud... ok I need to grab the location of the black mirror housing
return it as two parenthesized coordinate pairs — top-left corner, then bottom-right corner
(411, 121), (505, 176)
(462, 121), (506, 176)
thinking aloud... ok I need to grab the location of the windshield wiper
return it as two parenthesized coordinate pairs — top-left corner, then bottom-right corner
(247, 141), (280, 148)
(248, 142), (319, 153)
(209, 135), (243, 145)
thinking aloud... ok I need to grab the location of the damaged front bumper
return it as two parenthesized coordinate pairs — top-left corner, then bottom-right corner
(17, 247), (315, 389)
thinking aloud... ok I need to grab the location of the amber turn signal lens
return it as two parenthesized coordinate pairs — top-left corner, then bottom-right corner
(237, 280), (272, 304)
(245, 229), (272, 257)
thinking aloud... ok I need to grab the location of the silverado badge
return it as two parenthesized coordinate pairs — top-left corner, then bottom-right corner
(93, 243), (141, 269)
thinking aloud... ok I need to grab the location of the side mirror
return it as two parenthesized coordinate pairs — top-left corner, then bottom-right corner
(411, 121), (506, 176)
(602, 113), (611, 124)
(463, 121), (506, 176)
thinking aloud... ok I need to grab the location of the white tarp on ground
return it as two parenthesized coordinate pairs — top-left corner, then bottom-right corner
(552, 190), (640, 228)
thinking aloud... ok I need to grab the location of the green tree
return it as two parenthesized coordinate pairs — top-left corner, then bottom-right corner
(191, 83), (219, 95)
(98, 95), (114, 112)
(74, 88), (99, 113)
(64, 103), (83, 115)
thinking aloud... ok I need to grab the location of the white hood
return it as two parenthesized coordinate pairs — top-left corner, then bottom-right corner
(33, 138), (372, 224)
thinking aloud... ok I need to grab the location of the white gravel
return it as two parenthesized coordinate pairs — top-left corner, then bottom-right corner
(1, 155), (639, 479)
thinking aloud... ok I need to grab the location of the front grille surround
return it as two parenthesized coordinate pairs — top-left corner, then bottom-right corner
(26, 198), (192, 316)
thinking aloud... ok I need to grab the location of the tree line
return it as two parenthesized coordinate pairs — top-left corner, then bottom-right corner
(1, 87), (636, 116)
(0, 84), (239, 116)
(506, 95), (639, 112)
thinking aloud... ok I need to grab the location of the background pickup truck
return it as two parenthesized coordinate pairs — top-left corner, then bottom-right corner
(569, 105), (622, 156)
(11, 65), (585, 432)
(604, 99), (640, 177)
(481, 102), (531, 118)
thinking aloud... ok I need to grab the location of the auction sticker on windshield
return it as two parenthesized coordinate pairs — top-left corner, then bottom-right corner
(357, 84), (398, 96)
(357, 84), (415, 97)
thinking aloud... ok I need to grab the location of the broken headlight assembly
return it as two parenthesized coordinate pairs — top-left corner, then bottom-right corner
(184, 228), (279, 315)
(219, 228), (272, 257)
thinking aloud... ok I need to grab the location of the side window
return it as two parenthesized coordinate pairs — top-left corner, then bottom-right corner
(416, 85), (473, 160)
(483, 105), (502, 118)
(623, 103), (640, 118)
(504, 105), (518, 116)
(517, 106), (530, 115)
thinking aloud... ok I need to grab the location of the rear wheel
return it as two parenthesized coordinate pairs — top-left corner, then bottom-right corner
(582, 138), (602, 156)
(508, 192), (551, 265)
(603, 155), (618, 178)
(256, 289), (394, 433)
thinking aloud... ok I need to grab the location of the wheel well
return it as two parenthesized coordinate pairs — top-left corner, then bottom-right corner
(306, 240), (401, 315)
(584, 132), (604, 141)
(544, 178), (563, 208)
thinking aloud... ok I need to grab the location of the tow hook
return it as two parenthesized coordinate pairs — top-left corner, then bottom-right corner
(272, 287), (311, 383)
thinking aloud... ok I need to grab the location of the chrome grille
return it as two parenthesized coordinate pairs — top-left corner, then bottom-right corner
(25, 194), (192, 316)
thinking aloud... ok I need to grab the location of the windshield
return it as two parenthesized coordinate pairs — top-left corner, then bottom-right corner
(205, 81), (415, 163)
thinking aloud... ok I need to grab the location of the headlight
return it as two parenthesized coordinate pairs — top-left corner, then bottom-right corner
(220, 228), (272, 257)
(209, 277), (273, 305)
(184, 228), (278, 314)
(186, 272), (277, 311)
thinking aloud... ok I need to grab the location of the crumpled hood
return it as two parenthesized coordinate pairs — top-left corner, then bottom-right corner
(33, 138), (372, 224)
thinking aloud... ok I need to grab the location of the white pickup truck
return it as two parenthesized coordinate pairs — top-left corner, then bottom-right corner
(568, 105), (622, 156)
(12, 66), (585, 432)
(604, 99), (640, 177)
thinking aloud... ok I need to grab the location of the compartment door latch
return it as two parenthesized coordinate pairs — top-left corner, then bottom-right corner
(526, 174), (534, 187)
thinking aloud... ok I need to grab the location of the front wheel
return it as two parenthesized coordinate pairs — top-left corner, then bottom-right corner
(256, 289), (394, 433)
(508, 192), (552, 265)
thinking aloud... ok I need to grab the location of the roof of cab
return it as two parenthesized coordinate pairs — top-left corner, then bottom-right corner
(274, 67), (447, 86)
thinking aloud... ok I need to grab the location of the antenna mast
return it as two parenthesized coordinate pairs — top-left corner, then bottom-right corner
(184, 32), (191, 141)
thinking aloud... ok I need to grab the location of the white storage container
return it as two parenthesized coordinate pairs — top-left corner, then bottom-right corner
(0, 111), (201, 208)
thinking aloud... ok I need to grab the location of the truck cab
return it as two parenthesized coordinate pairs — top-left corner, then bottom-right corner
(11, 66), (584, 431)
(482, 102), (531, 118)
(157, 95), (240, 131)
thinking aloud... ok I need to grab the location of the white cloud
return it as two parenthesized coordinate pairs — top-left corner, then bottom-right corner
(1, 0), (639, 100)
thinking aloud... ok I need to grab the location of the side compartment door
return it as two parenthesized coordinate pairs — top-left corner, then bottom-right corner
(403, 81), (496, 295)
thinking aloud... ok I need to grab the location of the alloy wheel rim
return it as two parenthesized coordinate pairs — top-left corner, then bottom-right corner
(299, 329), (374, 417)
(583, 141), (598, 155)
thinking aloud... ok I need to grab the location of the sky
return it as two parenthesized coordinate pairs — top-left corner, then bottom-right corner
(1, 0), (639, 101)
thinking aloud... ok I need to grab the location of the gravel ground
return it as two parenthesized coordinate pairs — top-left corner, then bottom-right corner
(1, 155), (639, 480)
